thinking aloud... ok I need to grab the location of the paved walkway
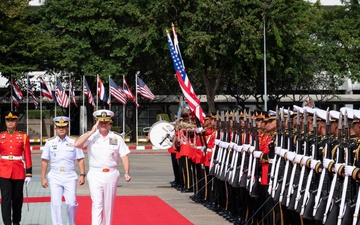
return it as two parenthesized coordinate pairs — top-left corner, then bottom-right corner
(16, 149), (232, 225)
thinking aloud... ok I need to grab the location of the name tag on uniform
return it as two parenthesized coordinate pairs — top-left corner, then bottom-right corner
(109, 138), (118, 146)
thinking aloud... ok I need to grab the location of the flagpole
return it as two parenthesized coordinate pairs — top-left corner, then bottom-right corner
(122, 75), (125, 136)
(82, 75), (85, 135)
(68, 75), (71, 136)
(135, 72), (139, 146)
(96, 74), (99, 110)
(26, 74), (29, 134)
(40, 79), (42, 147)
(10, 75), (13, 111)
(108, 75), (111, 110)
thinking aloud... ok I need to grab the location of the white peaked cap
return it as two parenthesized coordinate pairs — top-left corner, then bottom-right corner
(303, 106), (314, 114)
(330, 110), (340, 120)
(353, 109), (360, 120)
(340, 107), (354, 120)
(293, 105), (303, 114)
(315, 109), (327, 121)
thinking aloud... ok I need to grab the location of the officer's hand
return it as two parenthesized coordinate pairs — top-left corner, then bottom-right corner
(91, 120), (99, 133)
(41, 178), (48, 188)
(78, 176), (85, 186)
(25, 177), (31, 186)
(124, 173), (131, 182)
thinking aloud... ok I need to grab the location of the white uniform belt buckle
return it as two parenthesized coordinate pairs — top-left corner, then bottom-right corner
(1, 155), (22, 160)
(60, 168), (65, 172)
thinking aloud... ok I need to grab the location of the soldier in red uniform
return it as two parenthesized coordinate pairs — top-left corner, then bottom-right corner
(0, 111), (32, 225)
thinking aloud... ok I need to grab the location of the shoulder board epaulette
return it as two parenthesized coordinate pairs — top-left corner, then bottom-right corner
(113, 131), (122, 136)
(18, 131), (26, 134)
(0, 131), (6, 134)
(68, 136), (76, 140)
(47, 136), (56, 141)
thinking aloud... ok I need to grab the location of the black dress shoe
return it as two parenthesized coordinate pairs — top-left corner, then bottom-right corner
(181, 188), (192, 193)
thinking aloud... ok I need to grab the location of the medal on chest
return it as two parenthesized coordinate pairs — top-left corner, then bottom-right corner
(109, 137), (118, 146)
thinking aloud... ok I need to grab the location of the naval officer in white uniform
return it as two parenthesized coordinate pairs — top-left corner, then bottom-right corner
(74, 109), (131, 225)
(41, 116), (85, 225)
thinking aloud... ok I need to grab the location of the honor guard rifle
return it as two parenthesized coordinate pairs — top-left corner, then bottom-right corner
(229, 111), (241, 186)
(225, 111), (237, 183)
(218, 111), (231, 180)
(337, 111), (356, 225)
(279, 108), (294, 203)
(294, 108), (310, 211)
(246, 112), (255, 189)
(209, 110), (220, 174)
(271, 107), (286, 198)
(302, 110), (321, 218)
(212, 111), (225, 176)
(239, 110), (250, 188)
(313, 108), (331, 218)
(268, 106), (280, 194)
(286, 109), (302, 207)
(249, 115), (260, 197)
(323, 112), (342, 224)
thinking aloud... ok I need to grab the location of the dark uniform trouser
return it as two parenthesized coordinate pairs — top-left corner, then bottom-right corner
(171, 153), (181, 185)
(0, 178), (24, 225)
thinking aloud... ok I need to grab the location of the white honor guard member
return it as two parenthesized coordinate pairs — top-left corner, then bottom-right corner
(41, 116), (85, 225)
(74, 109), (131, 225)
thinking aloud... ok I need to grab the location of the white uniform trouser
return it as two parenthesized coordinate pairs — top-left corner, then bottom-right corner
(48, 170), (78, 225)
(87, 168), (120, 225)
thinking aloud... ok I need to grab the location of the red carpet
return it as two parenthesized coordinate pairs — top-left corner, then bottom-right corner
(24, 196), (194, 225)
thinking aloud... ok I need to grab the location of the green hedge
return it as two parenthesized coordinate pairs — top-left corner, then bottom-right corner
(156, 113), (170, 122)
(26, 110), (66, 119)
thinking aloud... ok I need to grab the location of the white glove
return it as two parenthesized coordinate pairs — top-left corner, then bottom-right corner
(322, 158), (334, 170)
(215, 139), (220, 145)
(294, 155), (303, 164)
(201, 146), (206, 152)
(229, 142), (235, 149)
(253, 151), (262, 159)
(25, 177), (31, 186)
(301, 156), (310, 167)
(280, 148), (288, 157)
(249, 146), (255, 153)
(334, 163), (345, 174)
(224, 142), (230, 149)
(237, 145), (243, 152)
(310, 159), (320, 170)
(286, 152), (296, 161)
(275, 147), (282, 155)
(243, 144), (250, 151)
(195, 127), (203, 134)
(344, 165), (356, 177)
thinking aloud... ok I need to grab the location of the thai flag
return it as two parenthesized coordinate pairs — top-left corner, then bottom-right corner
(39, 76), (53, 99)
(123, 77), (139, 107)
(97, 75), (109, 104)
(11, 78), (23, 107)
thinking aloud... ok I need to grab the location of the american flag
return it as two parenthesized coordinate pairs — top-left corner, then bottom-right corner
(123, 77), (139, 107)
(55, 80), (70, 108)
(109, 77), (127, 105)
(27, 78), (39, 108)
(97, 75), (109, 104)
(136, 76), (155, 101)
(166, 32), (205, 123)
(39, 76), (53, 99)
(172, 23), (185, 68)
(83, 77), (96, 107)
(69, 79), (78, 107)
(11, 78), (23, 107)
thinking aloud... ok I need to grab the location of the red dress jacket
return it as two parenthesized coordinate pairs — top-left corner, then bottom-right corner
(0, 131), (32, 179)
